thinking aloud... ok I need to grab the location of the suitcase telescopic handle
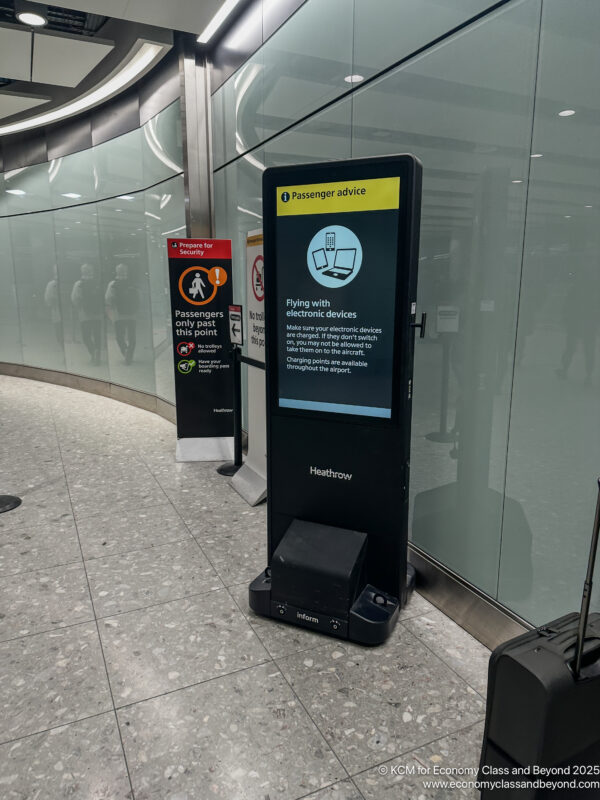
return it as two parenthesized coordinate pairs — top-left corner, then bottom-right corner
(574, 479), (600, 679)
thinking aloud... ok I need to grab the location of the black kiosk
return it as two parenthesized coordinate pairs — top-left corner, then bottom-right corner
(249, 155), (422, 645)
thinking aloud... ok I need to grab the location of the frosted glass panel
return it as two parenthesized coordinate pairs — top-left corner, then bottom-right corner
(96, 193), (155, 395)
(94, 127), (144, 199)
(213, 54), (264, 168)
(354, 0), (500, 79)
(144, 175), (185, 403)
(351, 0), (540, 596)
(4, 162), (51, 214)
(142, 100), (184, 185)
(0, 219), (22, 364)
(50, 149), (96, 208)
(499, 0), (600, 622)
(263, 101), (352, 168)
(0, 103), (183, 405)
(10, 214), (65, 372)
(260, 0), (353, 140)
(212, 0), (353, 168)
(54, 204), (108, 381)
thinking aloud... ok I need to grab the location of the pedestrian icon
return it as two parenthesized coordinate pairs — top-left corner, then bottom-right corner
(189, 272), (206, 300)
(178, 265), (228, 307)
(307, 225), (363, 288)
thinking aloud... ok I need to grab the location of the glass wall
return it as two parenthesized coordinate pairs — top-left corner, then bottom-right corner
(0, 101), (185, 404)
(212, 0), (600, 624)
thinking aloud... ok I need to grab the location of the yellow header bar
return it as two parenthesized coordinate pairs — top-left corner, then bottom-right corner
(276, 176), (400, 216)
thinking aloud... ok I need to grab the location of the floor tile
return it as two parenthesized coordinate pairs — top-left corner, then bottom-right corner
(0, 477), (73, 533)
(77, 502), (191, 560)
(100, 589), (269, 706)
(229, 582), (326, 659)
(0, 712), (132, 800)
(355, 721), (485, 799)
(278, 628), (485, 774)
(0, 562), (93, 642)
(86, 539), (222, 616)
(193, 519), (267, 586)
(403, 609), (490, 696)
(0, 521), (81, 577)
(301, 781), (364, 800)
(119, 663), (345, 800)
(151, 460), (232, 503)
(65, 456), (168, 520)
(0, 623), (112, 743)
(399, 589), (436, 621)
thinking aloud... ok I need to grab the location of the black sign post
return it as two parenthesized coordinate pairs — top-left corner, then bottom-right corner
(250, 155), (422, 645)
(167, 238), (234, 461)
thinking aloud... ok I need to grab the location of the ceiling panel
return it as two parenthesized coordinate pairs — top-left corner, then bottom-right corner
(0, 25), (32, 81)
(0, 92), (49, 120)
(32, 32), (114, 87)
(44, 0), (222, 34)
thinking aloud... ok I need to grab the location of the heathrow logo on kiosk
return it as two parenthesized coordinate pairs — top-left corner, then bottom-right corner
(309, 466), (353, 481)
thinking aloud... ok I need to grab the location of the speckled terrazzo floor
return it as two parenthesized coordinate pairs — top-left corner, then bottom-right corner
(0, 376), (490, 800)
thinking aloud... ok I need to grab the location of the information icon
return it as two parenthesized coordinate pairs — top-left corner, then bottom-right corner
(307, 225), (363, 288)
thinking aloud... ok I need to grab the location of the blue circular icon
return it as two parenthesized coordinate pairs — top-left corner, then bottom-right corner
(306, 225), (362, 288)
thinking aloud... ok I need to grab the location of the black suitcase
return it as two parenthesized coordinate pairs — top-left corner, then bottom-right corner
(479, 481), (600, 799)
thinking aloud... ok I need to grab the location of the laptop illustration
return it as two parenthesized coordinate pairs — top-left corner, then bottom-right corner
(322, 248), (357, 280)
(312, 248), (328, 271)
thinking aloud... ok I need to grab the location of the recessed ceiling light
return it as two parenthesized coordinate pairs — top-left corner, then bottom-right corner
(344, 74), (364, 84)
(18, 11), (46, 25)
(530, 153), (543, 158)
(197, 0), (243, 44)
(564, 215), (571, 219)
(118, 195), (135, 201)
(585, 205), (593, 208)
(6, 188), (26, 195)
(512, 180), (523, 184)
(15, 0), (47, 27)
(0, 42), (166, 136)
(61, 192), (81, 199)
(558, 109), (576, 117)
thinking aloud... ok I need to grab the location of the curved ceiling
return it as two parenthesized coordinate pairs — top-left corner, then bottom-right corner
(0, 0), (191, 133)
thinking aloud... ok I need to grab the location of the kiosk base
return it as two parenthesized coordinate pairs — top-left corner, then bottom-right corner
(249, 519), (413, 646)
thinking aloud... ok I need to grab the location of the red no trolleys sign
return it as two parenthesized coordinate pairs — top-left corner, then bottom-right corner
(252, 255), (264, 302)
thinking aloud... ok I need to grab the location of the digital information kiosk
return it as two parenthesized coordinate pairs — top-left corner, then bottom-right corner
(249, 155), (423, 645)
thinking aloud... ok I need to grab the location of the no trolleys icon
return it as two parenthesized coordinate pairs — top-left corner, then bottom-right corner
(251, 255), (264, 302)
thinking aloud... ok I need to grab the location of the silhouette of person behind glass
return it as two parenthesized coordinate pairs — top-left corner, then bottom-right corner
(556, 258), (598, 386)
(44, 264), (64, 346)
(105, 263), (139, 365)
(71, 264), (102, 365)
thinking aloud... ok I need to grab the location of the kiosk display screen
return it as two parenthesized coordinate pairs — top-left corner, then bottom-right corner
(273, 173), (403, 419)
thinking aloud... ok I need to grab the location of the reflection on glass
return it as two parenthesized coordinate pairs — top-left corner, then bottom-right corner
(97, 195), (156, 396)
(71, 264), (103, 366)
(44, 265), (63, 347)
(105, 264), (139, 365)
(0, 218), (22, 363)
